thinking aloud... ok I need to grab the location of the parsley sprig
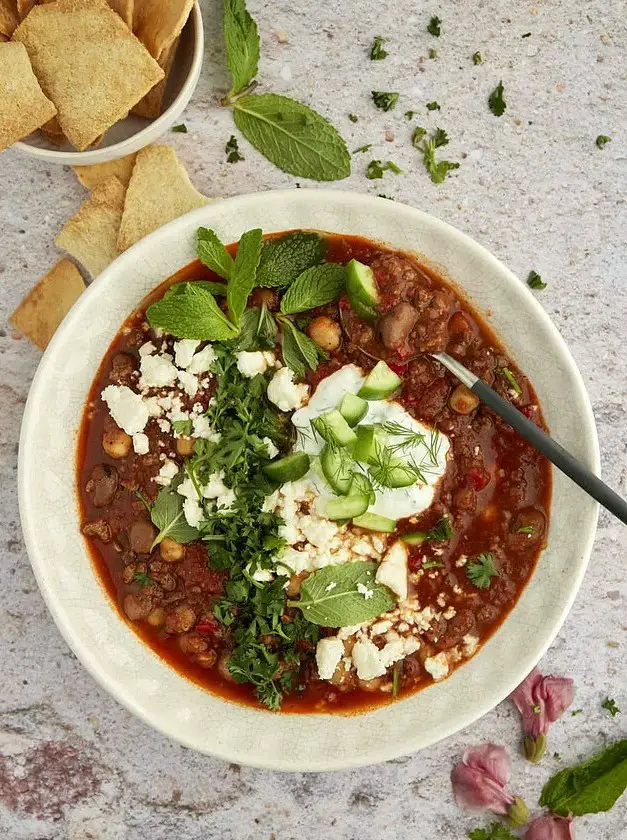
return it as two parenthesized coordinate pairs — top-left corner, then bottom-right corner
(467, 553), (499, 589)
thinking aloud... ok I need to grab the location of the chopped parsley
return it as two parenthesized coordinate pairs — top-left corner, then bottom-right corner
(412, 126), (427, 146)
(468, 824), (517, 840)
(353, 144), (373, 154)
(171, 123), (188, 133)
(426, 100), (441, 111)
(425, 515), (453, 541)
(133, 570), (152, 587)
(527, 270), (547, 290)
(427, 15), (441, 36)
(466, 553), (499, 589)
(428, 48), (438, 59)
(370, 36), (388, 60)
(488, 81), (506, 116)
(472, 51), (482, 65)
(517, 525), (535, 535)
(404, 110), (416, 120)
(596, 134), (611, 149)
(571, 708), (583, 716)
(413, 127), (459, 183)
(501, 367), (522, 396)
(366, 159), (402, 179)
(372, 91), (399, 112)
(225, 135), (244, 163)
(348, 113), (359, 123)
(602, 697), (620, 717)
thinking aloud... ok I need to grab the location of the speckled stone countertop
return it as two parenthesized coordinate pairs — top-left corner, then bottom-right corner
(0, 1), (625, 838)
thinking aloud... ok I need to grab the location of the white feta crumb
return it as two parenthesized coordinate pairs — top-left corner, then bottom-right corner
(192, 415), (221, 442)
(140, 354), (178, 388)
(267, 367), (309, 412)
(236, 351), (269, 378)
(183, 497), (203, 528)
(216, 488), (236, 510)
(203, 472), (230, 499)
(174, 339), (200, 369)
(371, 619), (393, 636)
(187, 345), (216, 375)
(424, 652), (449, 681)
(143, 396), (163, 417)
(352, 640), (386, 680)
(316, 637), (344, 680)
(154, 459), (179, 486)
(456, 555), (468, 567)
(176, 477), (198, 500)
(101, 385), (149, 435)
(263, 436), (279, 459)
(376, 541), (408, 600)
(251, 567), (274, 583)
(177, 370), (199, 397)
(157, 418), (171, 434)
(356, 582), (374, 600)
(132, 433), (149, 455)
(138, 341), (156, 357)
(462, 634), (479, 657)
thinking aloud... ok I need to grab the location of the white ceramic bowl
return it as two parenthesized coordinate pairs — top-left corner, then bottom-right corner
(13, 3), (203, 166)
(18, 191), (599, 771)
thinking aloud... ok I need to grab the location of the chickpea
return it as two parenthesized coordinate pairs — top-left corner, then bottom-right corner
(196, 650), (218, 669)
(449, 384), (480, 415)
(165, 605), (196, 634)
(307, 315), (342, 352)
(358, 677), (384, 693)
(217, 651), (237, 682)
(147, 607), (166, 627)
(160, 536), (185, 563)
(102, 426), (132, 459)
(179, 633), (208, 655)
(176, 437), (196, 457)
(249, 288), (280, 310)
(285, 571), (308, 597)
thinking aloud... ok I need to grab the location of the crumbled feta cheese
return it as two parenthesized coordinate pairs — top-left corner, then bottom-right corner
(140, 354), (178, 388)
(143, 396), (163, 417)
(176, 477), (198, 500)
(263, 351), (278, 367)
(376, 541), (408, 600)
(357, 582), (374, 600)
(236, 351), (269, 378)
(352, 640), (387, 680)
(187, 345), (216, 375)
(424, 652), (449, 681)
(267, 367), (309, 412)
(192, 415), (221, 442)
(263, 436), (279, 459)
(174, 339), (200, 369)
(183, 497), (203, 528)
(251, 567), (274, 582)
(101, 385), (149, 435)
(462, 634), (479, 657)
(216, 488), (236, 510)
(371, 619), (393, 636)
(138, 341), (156, 356)
(154, 459), (179, 486)
(203, 472), (230, 499)
(316, 637), (344, 680)
(177, 370), (199, 397)
(157, 419), (171, 434)
(456, 555), (468, 567)
(132, 433), (149, 455)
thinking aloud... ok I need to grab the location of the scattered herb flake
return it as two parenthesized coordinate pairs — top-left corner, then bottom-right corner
(372, 91), (399, 112)
(353, 144), (373, 154)
(366, 159), (402, 179)
(134, 570), (152, 587)
(425, 515), (453, 541)
(596, 134), (611, 149)
(433, 126), (449, 147)
(468, 823), (517, 840)
(427, 15), (441, 37)
(405, 110), (416, 120)
(502, 367), (522, 395)
(518, 525), (535, 535)
(426, 100), (441, 111)
(414, 128), (459, 183)
(554, 752), (562, 761)
(571, 708), (583, 716)
(428, 48), (438, 59)
(522, 32), (532, 38)
(527, 270), (547, 290)
(472, 51), (482, 65)
(411, 126), (428, 147)
(370, 35), (388, 60)
(602, 698), (620, 717)
(467, 552), (499, 589)
(172, 123), (188, 133)
(348, 113), (359, 123)
(533, 704), (542, 714)
(392, 661), (401, 697)
(225, 134), (244, 163)
(489, 80), (506, 116)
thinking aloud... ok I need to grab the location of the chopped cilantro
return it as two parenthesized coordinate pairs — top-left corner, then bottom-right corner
(414, 128), (459, 183)
(353, 144), (373, 154)
(489, 81), (506, 116)
(596, 134), (611, 149)
(412, 126), (428, 147)
(518, 525), (535, 535)
(467, 553), (499, 589)
(527, 270), (547, 290)
(602, 697), (620, 717)
(348, 113), (359, 123)
(468, 823), (517, 840)
(429, 48), (438, 59)
(427, 15), (441, 36)
(366, 159), (402, 179)
(225, 135), (244, 163)
(473, 51), (483, 65)
(372, 91), (400, 111)
(370, 36), (388, 60)
(426, 100), (441, 111)
(404, 110), (416, 120)
(571, 708), (583, 716)
(172, 123), (188, 133)
(433, 127), (449, 147)
(133, 570), (152, 587)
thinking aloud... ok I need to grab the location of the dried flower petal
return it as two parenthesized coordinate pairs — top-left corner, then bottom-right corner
(525, 814), (575, 840)
(451, 744), (514, 814)
(510, 668), (575, 741)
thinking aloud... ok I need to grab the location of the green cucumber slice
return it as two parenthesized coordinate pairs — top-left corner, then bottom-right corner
(346, 259), (379, 322)
(369, 456), (417, 488)
(401, 532), (427, 545)
(320, 444), (354, 495)
(352, 425), (381, 463)
(358, 361), (402, 400)
(325, 494), (369, 520)
(348, 472), (376, 505)
(311, 410), (358, 447)
(263, 452), (310, 483)
(353, 512), (397, 533)
(339, 392), (368, 427)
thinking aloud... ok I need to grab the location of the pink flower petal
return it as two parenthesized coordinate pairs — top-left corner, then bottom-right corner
(525, 814), (575, 840)
(510, 668), (575, 737)
(451, 744), (514, 814)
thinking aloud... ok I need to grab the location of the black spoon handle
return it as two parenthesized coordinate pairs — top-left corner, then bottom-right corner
(432, 352), (627, 526)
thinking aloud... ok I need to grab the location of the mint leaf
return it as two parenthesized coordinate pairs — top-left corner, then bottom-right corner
(172, 123), (188, 133)
(232, 93), (351, 181)
(237, 306), (277, 351)
(288, 561), (396, 626)
(228, 228), (263, 325)
(372, 91), (399, 111)
(224, 0), (260, 99)
(280, 263), (345, 314)
(539, 739), (627, 816)
(169, 280), (228, 297)
(527, 270), (547, 290)
(489, 81), (506, 116)
(596, 134), (611, 149)
(280, 318), (324, 377)
(147, 283), (238, 340)
(197, 227), (234, 280)
(150, 485), (200, 548)
(257, 231), (326, 288)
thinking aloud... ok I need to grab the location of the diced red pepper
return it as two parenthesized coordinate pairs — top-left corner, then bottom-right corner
(339, 295), (351, 311)
(196, 619), (220, 634)
(466, 466), (490, 491)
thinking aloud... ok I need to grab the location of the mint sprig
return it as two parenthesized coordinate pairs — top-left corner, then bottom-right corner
(147, 283), (239, 341)
(257, 231), (327, 288)
(224, 0), (260, 100)
(279, 263), (345, 314)
(197, 227), (235, 279)
(227, 227), (263, 325)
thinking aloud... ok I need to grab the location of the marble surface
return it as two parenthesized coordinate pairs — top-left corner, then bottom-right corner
(0, 1), (625, 837)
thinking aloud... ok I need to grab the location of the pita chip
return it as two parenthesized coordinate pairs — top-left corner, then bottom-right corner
(0, 42), (57, 151)
(0, 0), (18, 36)
(9, 259), (86, 350)
(133, 0), (193, 59)
(73, 152), (137, 190)
(132, 35), (179, 118)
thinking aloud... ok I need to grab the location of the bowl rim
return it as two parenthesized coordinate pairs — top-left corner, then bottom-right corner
(18, 190), (600, 771)
(12, 2), (203, 166)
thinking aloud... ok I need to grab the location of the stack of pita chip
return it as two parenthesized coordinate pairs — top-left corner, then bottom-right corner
(10, 144), (211, 348)
(0, 0), (195, 152)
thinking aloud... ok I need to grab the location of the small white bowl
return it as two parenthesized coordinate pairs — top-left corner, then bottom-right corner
(18, 191), (599, 771)
(13, 2), (203, 166)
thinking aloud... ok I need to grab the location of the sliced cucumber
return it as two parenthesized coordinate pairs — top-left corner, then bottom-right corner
(325, 494), (369, 520)
(401, 532), (427, 546)
(320, 444), (354, 495)
(352, 425), (381, 463)
(369, 456), (417, 488)
(263, 452), (310, 483)
(352, 512), (397, 533)
(312, 410), (358, 447)
(346, 259), (379, 322)
(348, 472), (376, 505)
(358, 361), (402, 400)
(339, 392), (368, 427)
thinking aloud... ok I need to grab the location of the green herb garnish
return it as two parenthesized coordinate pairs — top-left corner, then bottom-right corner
(414, 128), (459, 183)
(527, 270), (547, 289)
(348, 113), (359, 123)
(466, 552), (499, 589)
(427, 15), (441, 36)
(370, 36), (388, 60)
(353, 144), (373, 154)
(366, 159), (402, 179)
(404, 110), (416, 120)
(468, 824), (517, 840)
(223, 0), (260, 99)
(488, 80), (506, 116)
(422, 560), (445, 570)
(392, 662), (401, 697)
(425, 515), (453, 541)
(279, 263), (345, 314)
(472, 51), (482, 65)
(522, 32), (532, 38)
(172, 123), (188, 133)
(172, 419), (193, 437)
(426, 100), (441, 111)
(596, 135), (611, 149)
(256, 231), (326, 289)
(279, 318), (325, 379)
(571, 708), (583, 716)
(147, 282), (239, 341)
(133, 570), (153, 587)
(501, 367), (522, 395)
(517, 525), (534, 535)
(149, 485), (200, 550)
(225, 134), (244, 162)
(602, 698), (621, 717)
(197, 227), (235, 280)
(411, 126), (427, 146)
(372, 91), (399, 112)
(428, 48), (438, 59)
